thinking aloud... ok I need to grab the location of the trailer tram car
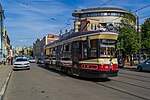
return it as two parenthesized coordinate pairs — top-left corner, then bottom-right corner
(45, 30), (118, 78)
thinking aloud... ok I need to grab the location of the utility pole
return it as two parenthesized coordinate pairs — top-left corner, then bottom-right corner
(0, 4), (4, 61)
(136, 12), (141, 63)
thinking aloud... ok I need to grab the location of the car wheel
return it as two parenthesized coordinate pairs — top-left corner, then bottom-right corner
(137, 66), (142, 72)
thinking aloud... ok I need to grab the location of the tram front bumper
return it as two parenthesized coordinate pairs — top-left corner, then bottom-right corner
(80, 69), (118, 78)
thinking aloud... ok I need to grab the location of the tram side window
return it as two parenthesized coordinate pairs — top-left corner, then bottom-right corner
(52, 47), (56, 59)
(64, 43), (71, 59)
(52, 47), (56, 55)
(89, 40), (97, 58)
(60, 45), (63, 54)
(65, 44), (69, 52)
(82, 41), (88, 59)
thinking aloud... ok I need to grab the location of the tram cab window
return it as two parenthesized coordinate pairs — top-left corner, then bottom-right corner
(100, 47), (115, 57)
(99, 39), (116, 57)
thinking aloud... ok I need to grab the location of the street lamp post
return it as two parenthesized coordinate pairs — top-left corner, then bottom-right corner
(136, 12), (141, 64)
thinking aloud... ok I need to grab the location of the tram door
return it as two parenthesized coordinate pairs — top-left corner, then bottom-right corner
(71, 41), (80, 75)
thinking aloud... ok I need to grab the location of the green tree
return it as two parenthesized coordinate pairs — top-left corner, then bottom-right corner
(28, 50), (33, 56)
(141, 18), (150, 48)
(117, 13), (139, 55)
(119, 25), (139, 55)
(19, 50), (24, 55)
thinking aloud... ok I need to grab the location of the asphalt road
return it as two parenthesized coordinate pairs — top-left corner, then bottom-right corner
(3, 63), (150, 100)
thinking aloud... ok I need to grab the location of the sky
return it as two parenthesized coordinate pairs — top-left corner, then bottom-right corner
(0, 0), (150, 47)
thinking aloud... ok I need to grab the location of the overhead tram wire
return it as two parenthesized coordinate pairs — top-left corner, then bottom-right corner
(98, 0), (113, 7)
(28, 0), (56, 3)
(8, 0), (57, 21)
(131, 4), (150, 13)
(111, 4), (150, 22)
(139, 15), (150, 19)
(11, 0), (72, 28)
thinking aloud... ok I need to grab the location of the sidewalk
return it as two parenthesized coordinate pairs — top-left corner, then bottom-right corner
(0, 64), (12, 100)
(124, 62), (137, 69)
(124, 65), (137, 69)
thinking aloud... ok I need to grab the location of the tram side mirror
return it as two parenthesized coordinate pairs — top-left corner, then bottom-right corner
(87, 36), (91, 48)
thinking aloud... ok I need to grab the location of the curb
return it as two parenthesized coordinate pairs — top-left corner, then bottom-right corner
(0, 68), (12, 100)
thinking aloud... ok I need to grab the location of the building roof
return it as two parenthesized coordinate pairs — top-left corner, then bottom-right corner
(72, 7), (129, 17)
(81, 7), (128, 12)
(45, 30), (117, 48)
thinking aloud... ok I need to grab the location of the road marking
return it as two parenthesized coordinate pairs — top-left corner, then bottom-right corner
(0, 68), (12, 100)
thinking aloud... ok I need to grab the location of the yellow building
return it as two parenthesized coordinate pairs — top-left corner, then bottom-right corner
(3, 27), (10, 57)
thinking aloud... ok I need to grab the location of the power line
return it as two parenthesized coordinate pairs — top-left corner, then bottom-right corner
(99, 0), (113, 7)
(139, 15), (150, 19)
(132, 4), (150, 13)
(10, 37), (37, 39)
(28, 0), (55, 3)
(111, 4), (150, 22)
(8, 0), (57, 21)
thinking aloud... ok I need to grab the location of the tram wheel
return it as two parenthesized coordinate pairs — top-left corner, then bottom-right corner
(60, 66), (64, 72)
(67, 68), (72, 75)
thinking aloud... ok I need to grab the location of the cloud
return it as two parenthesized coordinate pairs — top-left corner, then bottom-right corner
(19, 39), (27, 42)
(3, 0), (70, 46)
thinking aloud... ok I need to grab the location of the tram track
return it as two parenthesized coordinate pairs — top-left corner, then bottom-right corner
(118, 75), (150, 83)
(95, 82), (150, 100)
(110, 79), (150, 90)
(119, 71), (150, 79)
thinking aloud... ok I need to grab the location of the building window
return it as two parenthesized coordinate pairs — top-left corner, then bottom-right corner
(107, 12), (111, 16)
(91, 24), (94, 30)
(94, 24), (97, 30)
(80, 12), (124, 18)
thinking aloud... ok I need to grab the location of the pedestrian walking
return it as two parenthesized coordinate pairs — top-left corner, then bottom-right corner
(10, 57), (13, 65)
(130, 54), (133, 66)
(7, 56), (10, 65)
(3, 57), (6, 65)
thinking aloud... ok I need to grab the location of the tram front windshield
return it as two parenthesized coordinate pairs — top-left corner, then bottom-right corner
(99, 39), (116, 58)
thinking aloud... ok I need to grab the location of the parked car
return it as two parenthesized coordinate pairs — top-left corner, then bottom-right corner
(137, 58), (150, 71)
(44, 57), (50, 66)
(36, 58), (45, 64)
(13, 57), (30, 70)
(118, 56), (124, 68)
(29, 57), (36, 63)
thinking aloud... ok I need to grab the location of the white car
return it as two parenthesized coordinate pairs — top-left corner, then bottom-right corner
(29, 57), (36, 63)
(13, 57), (30, 70)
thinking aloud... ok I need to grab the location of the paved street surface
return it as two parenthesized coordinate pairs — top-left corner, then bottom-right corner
(3, 63), (150, 100)
(0, 65), (12, 100)
(0, 65), (12, 92)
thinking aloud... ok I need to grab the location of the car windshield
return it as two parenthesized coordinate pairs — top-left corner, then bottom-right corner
(16, 58), (28, 62)
(38, 58), (44, 60)
(30, 58), (35, 60)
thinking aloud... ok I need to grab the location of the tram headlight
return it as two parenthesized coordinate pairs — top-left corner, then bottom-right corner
(110, 62), (113, 68)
